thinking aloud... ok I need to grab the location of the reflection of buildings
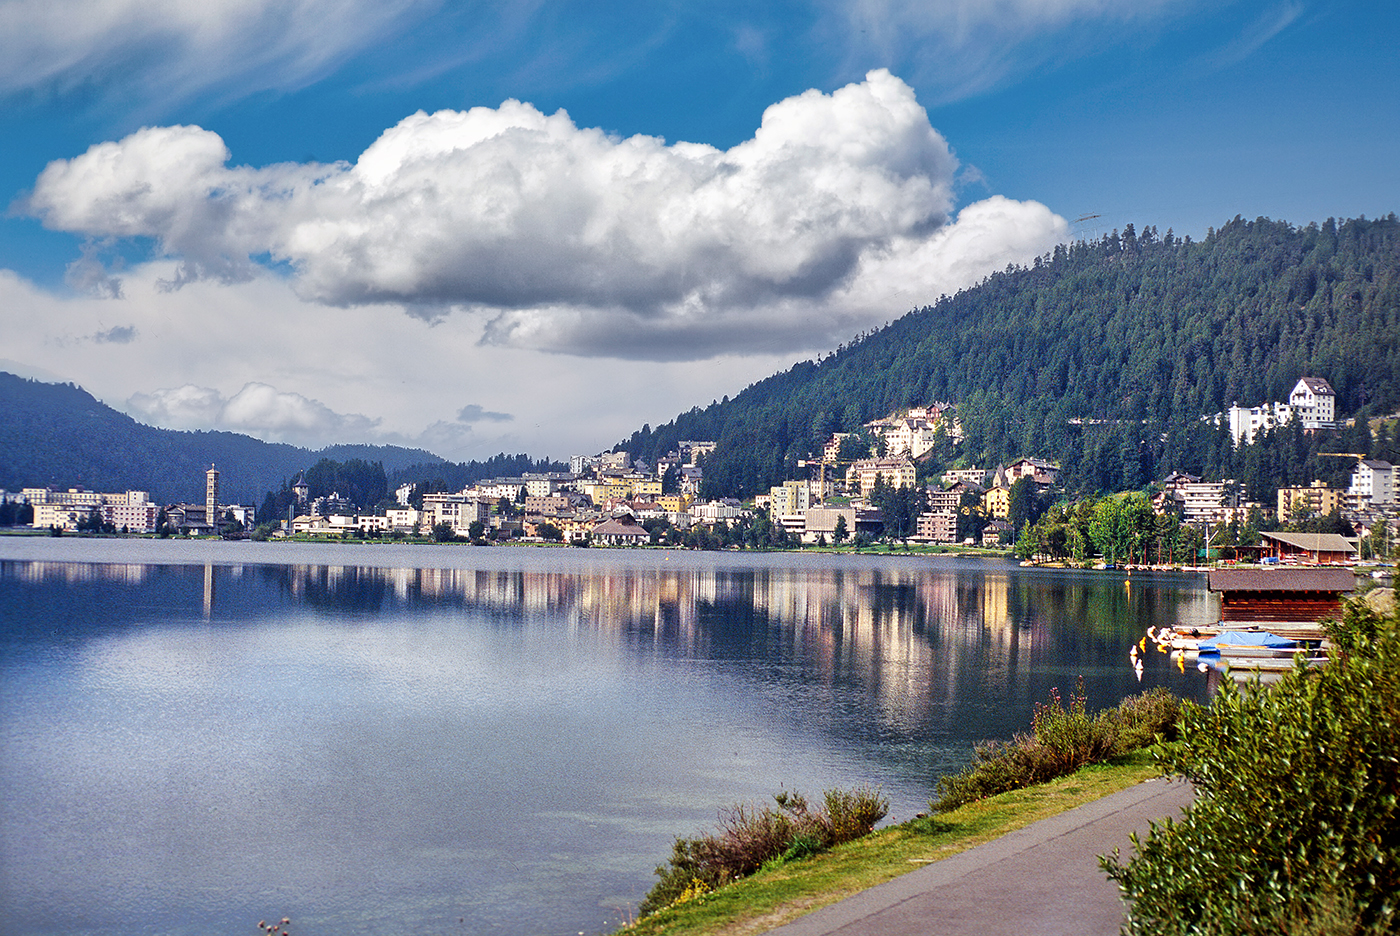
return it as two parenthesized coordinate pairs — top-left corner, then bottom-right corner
(4, 557), (1217, 736)
(5, 560), (151, 585)
(264, 561), (1213, 733)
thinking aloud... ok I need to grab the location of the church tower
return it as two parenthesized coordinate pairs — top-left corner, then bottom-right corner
(205, 465), (220, 530)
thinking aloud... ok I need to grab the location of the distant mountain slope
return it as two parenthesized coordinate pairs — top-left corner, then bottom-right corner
(619, 215), (1400, 496)
(0, 373), (444, 504)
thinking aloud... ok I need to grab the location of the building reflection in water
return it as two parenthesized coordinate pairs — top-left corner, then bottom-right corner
(3, 556), (1215, 746)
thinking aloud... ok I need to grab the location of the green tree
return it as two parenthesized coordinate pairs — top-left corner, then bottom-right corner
(837, 432), (875, 463)
(1006, 477), (1039, 534)
(833, 514), (849, 544)
(1103, 601), (1400, 934)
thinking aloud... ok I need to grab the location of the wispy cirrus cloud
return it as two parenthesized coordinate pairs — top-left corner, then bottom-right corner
(826, 0), (1193, 101)
(0, 0), (432, 108)
(1200, 1), (1304, 71)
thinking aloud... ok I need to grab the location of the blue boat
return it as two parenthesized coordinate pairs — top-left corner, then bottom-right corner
(1197, 631), (1299, 657)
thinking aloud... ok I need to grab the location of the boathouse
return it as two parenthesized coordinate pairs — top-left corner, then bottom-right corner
(1208, 568), (1356, 624)
(1258, 531), (1358, 565)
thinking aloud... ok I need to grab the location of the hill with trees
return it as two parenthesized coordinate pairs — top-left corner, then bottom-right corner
(0, 373), (561, 506)
(616, 214), (1400, 498)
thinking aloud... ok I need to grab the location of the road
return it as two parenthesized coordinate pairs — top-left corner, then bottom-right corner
(763, 778), (1193, 936)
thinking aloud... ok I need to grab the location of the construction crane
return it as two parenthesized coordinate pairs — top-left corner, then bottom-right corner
(797, 454), (858, 506)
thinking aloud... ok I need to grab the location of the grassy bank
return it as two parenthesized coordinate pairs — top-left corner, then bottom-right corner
(620, 750), (1162, 936)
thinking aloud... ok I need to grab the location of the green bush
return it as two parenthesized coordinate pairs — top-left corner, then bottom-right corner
(1101, 602), (1400, 935)
(932, 683), (1181, 812)
(638, 786), (888, 917)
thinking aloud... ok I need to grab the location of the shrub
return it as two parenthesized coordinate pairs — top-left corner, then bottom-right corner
(639, 786), (888, 917)
(823, 786), (891, 843)
(1101, 601), (1400, 935)
(932, 682), (1181, 812)
(1103, 686), (1182, 752)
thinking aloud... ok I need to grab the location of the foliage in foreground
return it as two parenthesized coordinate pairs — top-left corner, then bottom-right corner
(1101, 599), (1400, 935)
(638, 787), (889, 917)
(932, 683), (1182, 813)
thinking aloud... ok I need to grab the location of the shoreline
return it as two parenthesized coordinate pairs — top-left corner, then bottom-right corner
(618, 753), (1167, 936)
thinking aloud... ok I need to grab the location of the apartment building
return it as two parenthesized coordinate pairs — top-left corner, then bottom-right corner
(1276, 481), (1346, 521)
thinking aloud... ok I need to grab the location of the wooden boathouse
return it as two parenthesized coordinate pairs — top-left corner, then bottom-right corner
(1208, 568), (1356, 625)
(1258, 531), (1358, 565)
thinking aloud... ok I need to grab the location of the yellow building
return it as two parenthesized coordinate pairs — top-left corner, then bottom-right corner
(632, 478), (663, 498)
(1276, 481), (1345, 522)
(983, 486), (1010, 518)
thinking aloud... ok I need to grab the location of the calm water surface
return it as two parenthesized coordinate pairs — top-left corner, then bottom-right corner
(0, 539), (1216, 936)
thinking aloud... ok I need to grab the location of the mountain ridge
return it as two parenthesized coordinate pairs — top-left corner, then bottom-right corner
(0, 372), (446, 504)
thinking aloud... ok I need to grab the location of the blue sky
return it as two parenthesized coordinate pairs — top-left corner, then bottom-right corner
(1, 0), (1396, 463)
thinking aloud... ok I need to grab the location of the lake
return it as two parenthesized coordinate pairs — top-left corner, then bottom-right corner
(0, 539), (1216, 936)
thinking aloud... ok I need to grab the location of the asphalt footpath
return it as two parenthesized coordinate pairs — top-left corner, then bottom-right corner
(763, 777), (1195, 936)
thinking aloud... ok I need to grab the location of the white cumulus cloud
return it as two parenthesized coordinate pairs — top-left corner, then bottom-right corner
(27, 70), (1067, 360)
(128, 381), (379, 445)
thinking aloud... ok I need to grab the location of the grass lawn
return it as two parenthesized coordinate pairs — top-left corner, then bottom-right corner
(619, 751), (1162, 936)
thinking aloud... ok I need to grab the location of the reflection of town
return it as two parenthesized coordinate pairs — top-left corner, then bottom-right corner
(5, 559), (1216, 732)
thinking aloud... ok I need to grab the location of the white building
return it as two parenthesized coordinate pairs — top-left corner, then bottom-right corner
(941, 467), (986, 486)
(421, 493), (490, 534)
(1227, 401), (1294, 446)
(1288, 377), (1337, 430)
(1349, 460), (1396, 507)
(1226, 376), (1337, 445)
(881, 418), (941, 459)
(385, 507), (422, 532)
(915, 511), (957, 543)
(32, 502), (98, 530)
(477, 478), (527, 501)
(523, 473), (576, 498)
(847, 457), (916, 496)
(691, 500), (748, 522)
(822, 433), (853, 461)
(768, 480), (811, 518)
(1162, 480), (1261, 524)
(28, 488), (158, 532)
(102, 498), (160, 533)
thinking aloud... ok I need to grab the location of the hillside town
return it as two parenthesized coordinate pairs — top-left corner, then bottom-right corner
(2, 378), (1396, 564)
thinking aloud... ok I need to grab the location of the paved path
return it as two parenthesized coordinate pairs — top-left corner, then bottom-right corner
(764, 778), (1194, 936)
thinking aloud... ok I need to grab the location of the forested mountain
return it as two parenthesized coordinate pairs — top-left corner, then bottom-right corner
(619, 215), (1400, 498)
(0, 373), (447, 504)
(0, 373), (571, 510)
